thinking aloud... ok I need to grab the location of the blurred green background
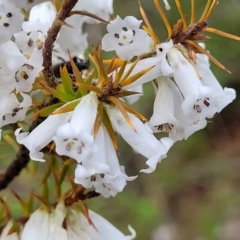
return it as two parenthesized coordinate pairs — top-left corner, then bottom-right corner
(1, 1), (240, 240)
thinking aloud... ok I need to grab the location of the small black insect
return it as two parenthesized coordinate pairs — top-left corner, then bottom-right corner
(53, 56), (90, 78)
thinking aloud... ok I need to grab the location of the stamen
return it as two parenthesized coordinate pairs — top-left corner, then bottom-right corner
(175, 0), (187, 30)
(199, 0), (212, 23)
(77, 145), (82, 154)
(91, 176), (96, 181)
(203, 99), (210, 107)
(153, 0), (172, 39)
(28, 38), (33, 47)
(122, 27), (128, 31)
(190, 0), (196, 25)
(204, 27), (240, 41)
(66, 142), (72, 151)
(114, 33), (119, 39)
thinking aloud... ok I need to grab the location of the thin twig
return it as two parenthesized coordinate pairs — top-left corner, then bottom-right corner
(42, 0), (78, 88)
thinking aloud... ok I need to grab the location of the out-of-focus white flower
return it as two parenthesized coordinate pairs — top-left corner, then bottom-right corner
(66, 207), (136, 240)
(21, 207), (50, 240)
(0, 0), (24, 45)
(105, 105), (174, 173)
(75, 126), (136, 198)
(102, 16), (152, 60)
(2, 48), (43, 92)
(195, 53), (236, 112)
(21, 201), (135, 239)
(15, 112), (72, 162)
(0, 92), (32, 130)
(53, 93), (98, 163)
(28, 0), (56, 23)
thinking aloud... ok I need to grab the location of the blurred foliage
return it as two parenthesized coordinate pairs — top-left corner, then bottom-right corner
(1, 1), (240, 240)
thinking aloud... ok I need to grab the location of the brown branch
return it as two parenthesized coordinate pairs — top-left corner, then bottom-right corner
(42, 0), (78, 88)
(0, 117), (45, 191)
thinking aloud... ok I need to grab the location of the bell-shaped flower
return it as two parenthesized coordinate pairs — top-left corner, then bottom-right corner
(75, 126), (137, 198)
(105, 105), (174, 173)
(0, 0), (24, 45)
(53, 93), (98, 163)
(0, 92), (32, 131)
(102, 16), (152, 60)
(66, 207), (136, 240)
(195, 53), (236, 112)
(2, 48), (43, 93)
(147, 76), (179, 134)
(147, 76), (207, 141)
(167, 46), (218, 124)
(15, 112), (72, 162)
(124, 40), (174, 89)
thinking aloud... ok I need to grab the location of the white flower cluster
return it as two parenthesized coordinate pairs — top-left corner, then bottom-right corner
(0, 0), (48, 134)
(0, 0), (236, 200)
(0, 202), (136, 240)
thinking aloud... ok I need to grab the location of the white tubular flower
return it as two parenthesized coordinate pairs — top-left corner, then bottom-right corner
(124, 40), (174, 89)
(2, 48), (43, 92)
(21, 207), (50, 240)
(167, 46), (218, 123)
(167, 78), (207, 141)
(106, 106), (174, 173)
(53, 93), (98, 163)
(0, 0), (23, 45)
(75, 126), (136, 198)
(102, 16), (152, 60)
(15, 112), (72, 162)
(0, 220), (19, 240)
(148, 76), (179, 133)
(195, 53), (236, 112)
(147, 77), (207, 141)
(66, 208), (136, 240)
(0, 92), (32, 130)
